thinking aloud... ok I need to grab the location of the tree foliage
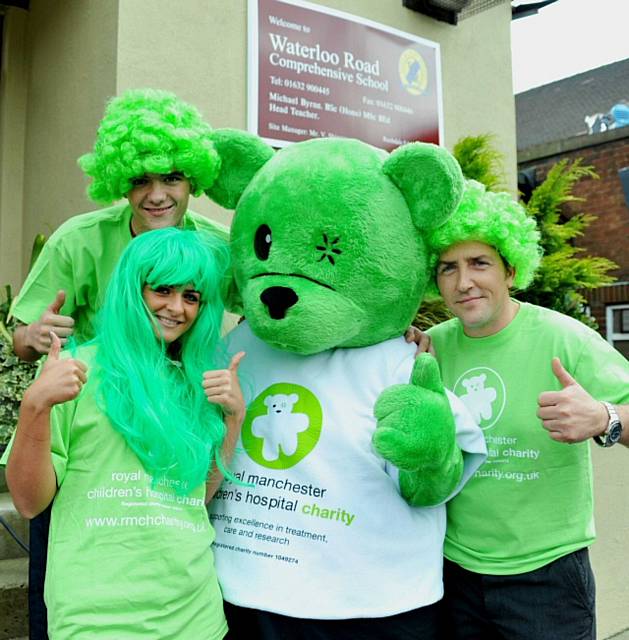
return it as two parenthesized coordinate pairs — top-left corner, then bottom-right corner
(518, 159), (616, 326)
(0, 234), (47, 447)
(0, 289), (38, 447)
(452, 133), (505, 192)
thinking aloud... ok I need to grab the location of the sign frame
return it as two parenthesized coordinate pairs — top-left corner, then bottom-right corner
(247, 0), (445, 149)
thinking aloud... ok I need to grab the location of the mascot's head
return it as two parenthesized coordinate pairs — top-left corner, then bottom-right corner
(207, 130), (463, 355)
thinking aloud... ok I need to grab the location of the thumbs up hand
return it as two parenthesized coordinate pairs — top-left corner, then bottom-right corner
(45, 330), (62, 363)
(26, 331), (88, 410)
(203, 351), (246, 423)
(537, 357), (608, 443)
(373, 353), (464, 506)
(23, 290), (75, 355)
(48, 290), (65, 315)
(550, 357), (578, 388)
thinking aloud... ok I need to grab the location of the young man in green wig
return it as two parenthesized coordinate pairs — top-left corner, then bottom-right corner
(9, 88), (228, 639)
(424, 180), (629, 640)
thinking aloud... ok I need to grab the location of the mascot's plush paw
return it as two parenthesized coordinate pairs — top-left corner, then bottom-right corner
(373, 354), (463, 506)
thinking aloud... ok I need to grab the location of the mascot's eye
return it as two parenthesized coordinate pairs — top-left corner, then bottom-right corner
(254, 224), (272, 261)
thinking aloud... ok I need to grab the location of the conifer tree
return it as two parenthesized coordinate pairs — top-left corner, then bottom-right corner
(452, 134), (505, 191)
(518, 159), (616, 327)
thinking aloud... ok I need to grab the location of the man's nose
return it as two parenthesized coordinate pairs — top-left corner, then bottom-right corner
(146, 180), (167, 203)
(456, 267), (473, 291)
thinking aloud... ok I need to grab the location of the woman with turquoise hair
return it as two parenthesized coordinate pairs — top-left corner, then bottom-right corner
(4, 228), (244, 639)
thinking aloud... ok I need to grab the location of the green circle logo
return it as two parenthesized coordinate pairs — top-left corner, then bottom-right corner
(241, 383), (323, 469)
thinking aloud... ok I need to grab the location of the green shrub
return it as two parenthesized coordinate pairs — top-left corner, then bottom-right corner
(0, 234), (47, 447)
(0, 290), (38, 447)
(518, 159), (616, 327)
(452, 133), (505, 192)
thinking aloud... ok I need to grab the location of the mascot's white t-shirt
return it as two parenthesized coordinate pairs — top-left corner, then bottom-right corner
(209, 322), (486, 619)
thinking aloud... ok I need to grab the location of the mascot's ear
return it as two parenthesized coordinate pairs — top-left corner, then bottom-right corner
(206, 129), (274, 209)
(221, 269), (243, 316)
(383, 142), (464, 231)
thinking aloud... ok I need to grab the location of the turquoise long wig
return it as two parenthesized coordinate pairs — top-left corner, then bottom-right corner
(78, 89), (220, 203)
(95, 228), (229, 493)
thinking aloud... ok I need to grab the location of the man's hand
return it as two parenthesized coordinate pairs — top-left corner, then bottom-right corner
(13, 290), (75, 361)
(404, 326), (435, 356)
(24, 332), (87, 413)
(537, 357), (607, 444)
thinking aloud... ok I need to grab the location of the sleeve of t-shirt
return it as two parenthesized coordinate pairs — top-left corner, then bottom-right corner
(189, 213), (230, 243)
(383, 344), (487, 498)
(572, 330), (629, 405)
(442, 389), (487, 502)
(9, 236), (76, 326)
(382, 387), (487, 505)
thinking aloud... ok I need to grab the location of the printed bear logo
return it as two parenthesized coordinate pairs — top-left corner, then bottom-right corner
(459, 374), (497, 424)
(251, 393), (310, 461)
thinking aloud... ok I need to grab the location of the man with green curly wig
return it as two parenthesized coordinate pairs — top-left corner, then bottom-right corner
(422, 180), (629, 640)
(12, 88), (227, 362)
(8, 88), (228, 639)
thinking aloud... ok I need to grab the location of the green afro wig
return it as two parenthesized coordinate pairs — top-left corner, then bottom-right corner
(428, 180), (542, 292)
(78, 89), (220, 203)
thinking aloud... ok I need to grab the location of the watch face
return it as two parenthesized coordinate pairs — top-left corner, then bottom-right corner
(607, 422), (623, 445)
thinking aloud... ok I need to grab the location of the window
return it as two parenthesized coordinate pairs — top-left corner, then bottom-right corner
(606, 304), (629, 359)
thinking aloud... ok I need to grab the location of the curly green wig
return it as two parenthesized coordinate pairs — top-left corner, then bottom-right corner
(427, 180), (542, 292)
(78, 89), (220, 203)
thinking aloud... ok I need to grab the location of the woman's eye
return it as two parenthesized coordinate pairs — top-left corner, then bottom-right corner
(254, 224), (272, 261)
(183, 293), (200, 303)
(153, 285), (171, 295)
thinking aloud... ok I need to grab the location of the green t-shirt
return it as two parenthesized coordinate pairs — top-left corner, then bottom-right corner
(428, 302), (629, 575)
(1, 345), (227, 639)
(10, 203), (229, 344)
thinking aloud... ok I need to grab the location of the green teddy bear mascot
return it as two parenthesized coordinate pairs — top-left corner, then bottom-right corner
(206, 130), (486, 639)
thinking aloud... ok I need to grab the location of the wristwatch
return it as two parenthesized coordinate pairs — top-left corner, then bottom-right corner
(593, 401), (623, 447)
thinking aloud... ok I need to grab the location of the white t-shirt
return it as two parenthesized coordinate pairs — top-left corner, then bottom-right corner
(209, 322), (486, 619)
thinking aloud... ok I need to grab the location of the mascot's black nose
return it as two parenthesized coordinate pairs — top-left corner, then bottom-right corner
(260, 287), (299, 320)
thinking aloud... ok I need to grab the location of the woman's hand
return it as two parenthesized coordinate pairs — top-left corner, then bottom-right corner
(202, 351), (246, 421)
(7, 332), (87, 519)
(203, 352), (246, 503)
(25, 331), (87, 411)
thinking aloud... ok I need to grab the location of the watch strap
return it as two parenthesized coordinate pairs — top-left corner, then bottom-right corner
(594, 401), (622, 447)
